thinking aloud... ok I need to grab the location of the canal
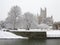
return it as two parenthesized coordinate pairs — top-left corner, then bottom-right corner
(0, 39), (60, 45)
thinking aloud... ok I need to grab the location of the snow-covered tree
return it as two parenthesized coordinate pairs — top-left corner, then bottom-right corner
(0, 21), (5, 29)
(24, 12), (34, 30)
(6, 6), (21, 29)
(15, 15), (25, 29)
(15, 13), (39, 29)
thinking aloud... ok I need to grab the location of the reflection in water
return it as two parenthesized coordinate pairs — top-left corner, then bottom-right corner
(19, 39), (46, 45)
(0, 39), (60, 45)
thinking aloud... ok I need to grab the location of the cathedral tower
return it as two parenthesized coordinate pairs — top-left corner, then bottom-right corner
(40, 8), (47, 18)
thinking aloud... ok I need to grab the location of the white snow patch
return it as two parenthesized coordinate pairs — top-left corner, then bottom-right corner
(10, 29), (60, 37)
(0, 31), (28, 39)
(39, 23), (50, 29)
(47, 30), (60, 37)
(1, 29), (60, 38)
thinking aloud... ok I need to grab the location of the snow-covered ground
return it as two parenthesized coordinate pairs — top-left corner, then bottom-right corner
(10, 29), (60, 37)
(0, 31), (28, 39)
(0, 29), (60, 39)
(47, 30), (60, 37)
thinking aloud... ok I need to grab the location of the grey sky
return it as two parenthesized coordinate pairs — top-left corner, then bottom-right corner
(0, 0), (60, 22)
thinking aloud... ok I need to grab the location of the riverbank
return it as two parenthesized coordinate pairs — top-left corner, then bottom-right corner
(0, 31), (28, 39)
(0, 29), (60, 39)
(9, 29), (60, 39)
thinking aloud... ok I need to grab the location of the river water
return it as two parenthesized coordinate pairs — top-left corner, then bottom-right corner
(0, 39), (60, 45)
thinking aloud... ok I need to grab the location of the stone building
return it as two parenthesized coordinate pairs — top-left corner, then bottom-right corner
(53, 22), (60, 30)
(37, 8), (53, 26)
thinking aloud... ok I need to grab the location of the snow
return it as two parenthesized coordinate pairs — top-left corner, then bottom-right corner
(10, 29), (60, 37)
(10, 29), (46, 32)
(0, 31), (28, 39)
(39, 23), (50, 29)
(0, 29), (60, 39)
(47, 30), (60, 37)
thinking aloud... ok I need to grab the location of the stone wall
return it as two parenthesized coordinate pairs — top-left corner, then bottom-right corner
(11, 31), (46, 39)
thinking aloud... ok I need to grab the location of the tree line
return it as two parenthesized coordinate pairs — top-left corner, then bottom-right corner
(0, 5), (39, 30)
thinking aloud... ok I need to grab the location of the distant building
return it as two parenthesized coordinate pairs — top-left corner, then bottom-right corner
(53, 22), (60, 30)
(37, 8), (53, 26)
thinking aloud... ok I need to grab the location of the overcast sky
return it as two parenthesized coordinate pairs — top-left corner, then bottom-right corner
(0, 0), (60, 22)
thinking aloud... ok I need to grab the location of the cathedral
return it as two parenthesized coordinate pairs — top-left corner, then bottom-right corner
(37, 8), (53, 26)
